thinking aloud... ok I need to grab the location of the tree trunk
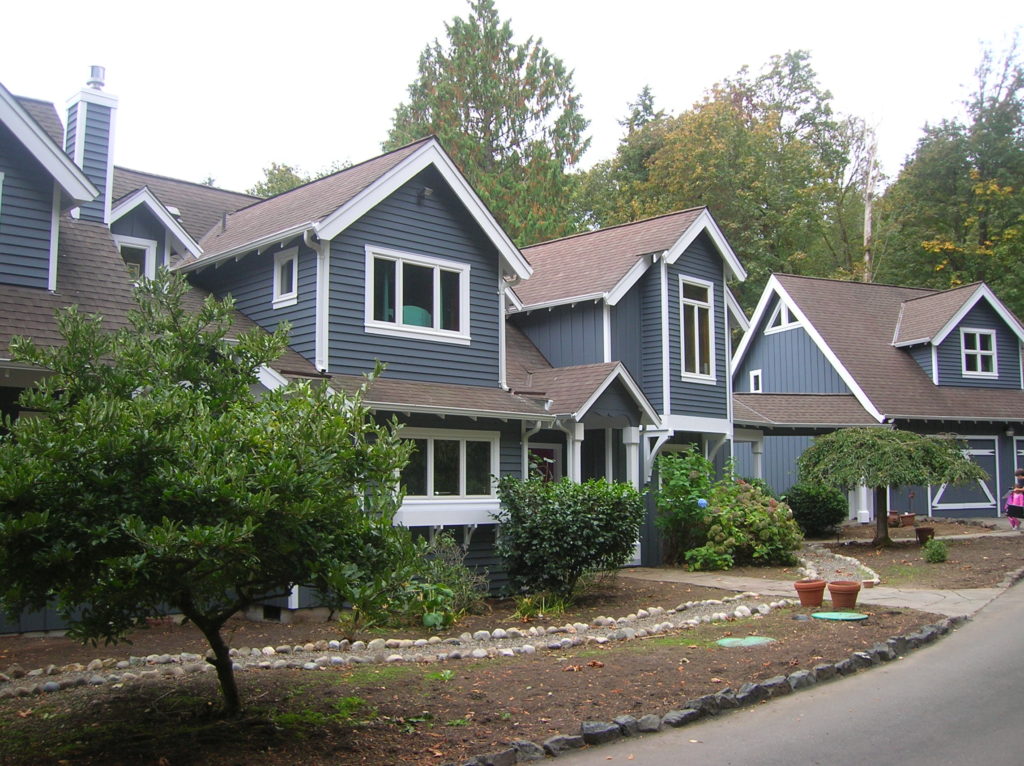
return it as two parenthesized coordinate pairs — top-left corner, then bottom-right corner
(872, 486), (893, 547)
(180, 604), (241, 715)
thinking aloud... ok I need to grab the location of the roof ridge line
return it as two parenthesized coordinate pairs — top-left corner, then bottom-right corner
(523, 206), (707, 250)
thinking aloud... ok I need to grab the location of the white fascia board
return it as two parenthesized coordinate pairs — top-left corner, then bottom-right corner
(258, 365), (291, 391)
(664, 208), (747, 281)
(932, 284), (1024, 347)
(511, 292), (607, 314)
(571, 364), (661, 426)
(774, 282), (886, 423)
(110, 187), (203, 257)
(731, 274), (782, 374)
(893, 337), (932, 348)
(725, 287), (749, 332)
(316, 140), (532, 281)
(175, 222), (314, 272)
(504, 286), (524, 313)
(661, 413), (734, 436)
(605, 253), (657, 306)
(0, 84), (97, 203)
(359, 399), (555, 422)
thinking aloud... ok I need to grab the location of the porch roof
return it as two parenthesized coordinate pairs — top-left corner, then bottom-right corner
(733, 393), (880, 429)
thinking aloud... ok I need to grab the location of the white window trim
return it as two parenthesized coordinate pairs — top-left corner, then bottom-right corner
(364, 245), (471, 346)
(960, 327), (998, 379)
(764, 301), (799, 334)
(749, 369), (763, 393)
(679, 275), (716, 383)
(112, 234), (158, 281)
(399, 429), (500, 517)
(0, 171), (5, 219)
(272, 247), (298, 309)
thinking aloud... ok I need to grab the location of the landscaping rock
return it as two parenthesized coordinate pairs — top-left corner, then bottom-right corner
(787, 669), (816, 690)
(735, 682), (770, 705)
(511, 740), (545, 761)
(637, 713), (663, 732)
(542, 734), (585, 755)
(812, 662), (837, 681)
(761, 675), (792, 697)
(613, 714), (639, 736)
(476, 748), (517, 766)
(661, 708), (702, 727)
(580, 721), (622, 745)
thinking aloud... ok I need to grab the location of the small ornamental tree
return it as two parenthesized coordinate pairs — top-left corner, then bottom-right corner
(494, 476), (644, 599)
(797, 427), (987, 546)
(0, 272), (411, 715)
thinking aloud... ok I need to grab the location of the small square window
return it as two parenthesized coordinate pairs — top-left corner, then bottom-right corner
(273, 248), (298, 309)
(960, 328), (997, 377)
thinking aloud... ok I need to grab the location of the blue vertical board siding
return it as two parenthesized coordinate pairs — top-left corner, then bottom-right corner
(668, 233), (728, 418)
(189, 238), (318, 362)
(611, 284), (643, 383)
(908, 345), (933, 381)
(935, 302), (1022, 388)
(582, 379), (641, 426)
(0, 123), (53, 288)
(639, 268), (664, 411)
(513, 301), (604, 368)
(735, 322), (849, 393)
(328, 168), (500, 386)
(76, 102), (111, 223)
(762, 435), (812, 495)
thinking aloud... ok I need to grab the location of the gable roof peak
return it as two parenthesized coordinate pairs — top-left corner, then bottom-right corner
(522, 206), (708, 251)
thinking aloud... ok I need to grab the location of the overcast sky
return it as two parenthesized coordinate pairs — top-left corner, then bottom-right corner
(3, 1), (1020, 194)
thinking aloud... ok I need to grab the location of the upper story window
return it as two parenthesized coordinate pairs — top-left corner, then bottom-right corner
(679, 276), (715, 381)
(765, 301), (798, 333)
(961, 328), (997, 378)
(272, 248), (298, 309)
(365, 245), (471, 345)
(400, 429), (498, 498)
(749, 369), (763, 393)
(112, 235), (159, 281)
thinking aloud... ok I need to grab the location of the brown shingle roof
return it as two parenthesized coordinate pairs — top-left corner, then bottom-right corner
(15, 96), (64, 147)
(514, 208), (706, 307)
(112, 167), (258, 243)
(775, 274), (1024, 422)
(194, 139), (433, 259)
(892, 283), (979, 345)
(523, 363), (623, 416)
(733, 393), (879, 428)
(505, 323), (553, 391)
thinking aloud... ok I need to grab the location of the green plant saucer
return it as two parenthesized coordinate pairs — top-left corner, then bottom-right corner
(811, 611), (868, 621)
(716, 636), (777, 647)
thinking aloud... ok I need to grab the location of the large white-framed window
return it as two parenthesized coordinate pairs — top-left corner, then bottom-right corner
(112, 234), (158, 281)
(272, 247), (298, 309)
(749, 369), (763, 393)
(679, 275), (715, 381)
(400, 428), (499, 499)
(764, 301), (799, 334)
(960, 328), (997, 378)
(364, 245), (471, 345)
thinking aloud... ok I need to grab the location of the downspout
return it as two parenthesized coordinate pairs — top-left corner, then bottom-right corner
(499, 274), (522, 391)
(521, 419), (543, 478)
(306, 229), (330, 373)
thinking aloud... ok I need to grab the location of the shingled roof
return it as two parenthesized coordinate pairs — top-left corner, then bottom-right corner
(892, 283), (980, 346)
(15, 96), (64, 146)
(766, 274), (1024, 422)
(514, 208), (705, 307)
(733, 393), (879, 428)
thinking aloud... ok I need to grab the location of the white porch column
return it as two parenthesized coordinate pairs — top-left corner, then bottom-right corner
(852, 484), (871, 523)
(623, 427), (641, 489)
(604, 427), (614, 480)
(570, 422), (584, 482)
(751, 439), (764, 480)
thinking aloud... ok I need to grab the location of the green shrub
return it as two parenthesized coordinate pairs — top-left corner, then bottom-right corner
(683, 479), (803, 571)
(418, 532), (489, 616)
(923, 538), (948, 563)
(784, 482), (849, 536)
(655, 447), (716, 564)
(495, 476), (645, 599)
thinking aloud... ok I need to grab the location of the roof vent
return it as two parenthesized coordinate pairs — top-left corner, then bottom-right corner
(86, 65), (106, 90)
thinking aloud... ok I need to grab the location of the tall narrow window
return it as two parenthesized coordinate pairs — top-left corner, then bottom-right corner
(365, 246), (470, 343)
(680, 277), (715, 380)
(273, 248), (298, 309)
(961, 328), (997, 377)
(749, 369), (763, 393)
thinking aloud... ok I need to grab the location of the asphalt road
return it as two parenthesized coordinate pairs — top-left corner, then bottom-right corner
(556, 582), (1024, 765)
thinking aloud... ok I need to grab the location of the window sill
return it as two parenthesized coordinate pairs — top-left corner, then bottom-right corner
(394, 497), (499, 527)
(365, 321), (471, 346)
(961, 372), (998, 380)
(680, 373), (717, 385)
(272, 294), (297, 310)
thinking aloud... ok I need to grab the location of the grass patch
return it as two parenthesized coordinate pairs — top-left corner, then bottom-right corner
(342, 663), (419, 686)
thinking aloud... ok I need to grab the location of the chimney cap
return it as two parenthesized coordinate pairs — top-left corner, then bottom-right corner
(86, 66), (105, 90)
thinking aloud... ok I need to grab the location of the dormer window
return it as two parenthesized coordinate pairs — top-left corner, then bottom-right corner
(765, 301), (798, 333)
(961, 328), (997, 377)
(113, 235), (158, 281)
(272, 248), (298, 309)
(365, 246), (470, 345)
(749, 369), (763, 393)
(679, 276), (715, 381)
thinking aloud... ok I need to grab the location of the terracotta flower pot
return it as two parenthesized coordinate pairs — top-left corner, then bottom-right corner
(827, 580), (861, 609)
(900, 513), (916, 527)
(794, 578), (827, 607)
(888, 511), (900, 528)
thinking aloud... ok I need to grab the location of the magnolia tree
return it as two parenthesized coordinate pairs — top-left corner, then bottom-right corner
(797, 428), (987, 546)
(0, 273), (411, 714)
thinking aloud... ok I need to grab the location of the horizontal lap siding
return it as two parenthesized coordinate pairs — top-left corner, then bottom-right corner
(639, 269), (663, 411)
(611, 284), (642, 382)
(908, 345), (933, 381)
(190, 239), (318, 362)
(77, 102), (111, 224)
(669, 233), (727, 418)
(0, 124), (53, 289)
(936, 302), (1021, 388)
(515, 301), (604, 367)
(735, 318), (849, 393)
(329, 168), (499, 386)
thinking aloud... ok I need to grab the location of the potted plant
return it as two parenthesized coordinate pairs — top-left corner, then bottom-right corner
(794, 578), (827, 607)
(900, 512), (916, 527)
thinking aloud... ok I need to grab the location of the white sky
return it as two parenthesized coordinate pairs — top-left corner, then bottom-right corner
(3, 1), (1021, 193)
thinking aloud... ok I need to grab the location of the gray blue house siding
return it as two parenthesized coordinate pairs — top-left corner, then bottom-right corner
(190, 238), (318, 363)
(328, 168), (501, 386)
(66, 101), (111, 224)
(639, 268), (663, 411)
(0, 122), (53, 289)
(908, 345), (933, 380)
(111, 206), (167, 256)
(611, 284), (642, 384)
(514, 301), (604, 368)
(734, 321), (850, 394)
(668, 233), (728, 418)
(935, 302), (1022, 388)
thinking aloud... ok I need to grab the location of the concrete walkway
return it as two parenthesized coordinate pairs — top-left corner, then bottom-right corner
(621, 528), (1022, 618)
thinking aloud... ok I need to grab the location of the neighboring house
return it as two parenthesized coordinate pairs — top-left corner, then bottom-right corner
(731, 273), (1024, 520)
(509, 210), (749, 562)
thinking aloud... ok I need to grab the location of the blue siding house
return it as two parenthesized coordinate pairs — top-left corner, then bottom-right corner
(732, 274), (1024, 521)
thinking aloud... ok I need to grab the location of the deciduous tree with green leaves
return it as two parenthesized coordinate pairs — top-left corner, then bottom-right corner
(384, 0), (589, 246)
(0, 273), (411, 715)
(797, 428), (987, 547)
(246, 160), (351, 197)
